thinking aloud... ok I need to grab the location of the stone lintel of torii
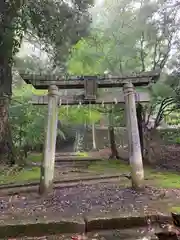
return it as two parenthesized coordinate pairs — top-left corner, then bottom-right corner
(30, 91), (150, 106)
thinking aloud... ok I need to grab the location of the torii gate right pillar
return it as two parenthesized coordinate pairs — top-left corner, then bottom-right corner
(123, 82), (144, 189)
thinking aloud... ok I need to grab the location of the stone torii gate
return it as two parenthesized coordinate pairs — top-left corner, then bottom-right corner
(20, 71), (160, 194)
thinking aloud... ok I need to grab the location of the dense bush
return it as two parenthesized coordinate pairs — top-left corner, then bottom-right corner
(9, 87), (47, 155)
(9, 86), (102, 157)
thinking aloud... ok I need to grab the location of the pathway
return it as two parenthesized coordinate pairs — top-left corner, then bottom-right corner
(0, 182), (179, 222)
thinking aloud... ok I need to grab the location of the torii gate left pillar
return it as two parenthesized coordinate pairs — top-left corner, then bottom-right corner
(39, 85), (59, 195)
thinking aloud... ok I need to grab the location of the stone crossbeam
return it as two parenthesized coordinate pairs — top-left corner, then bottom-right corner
(20, 70), (160, 89)
(30, 91), (150, 105)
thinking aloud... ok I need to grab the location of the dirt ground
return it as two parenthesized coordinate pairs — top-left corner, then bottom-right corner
(1, 145), (180, 224)
(53, 168), (101, 181)
(157, 144), (180, 171)
(0, 182), (180, 222)
(2, 144), (180, 239)
(1, 182), (180, 239)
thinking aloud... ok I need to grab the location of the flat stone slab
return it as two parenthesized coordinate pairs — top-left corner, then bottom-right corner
(0, 174), (123, 195)
(86, 227), (164, 240)
(0, 217), (85, 238)
(0, 214), (172, 239)
(85, 212), (172, 232)
(55, 157), (102, 162)
(13, 226), (167, 240)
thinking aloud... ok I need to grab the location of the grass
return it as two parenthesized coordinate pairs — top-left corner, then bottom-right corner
(76, 152), (89, 157)
(26, 153), (42, 163)
(0, 153), (42, 184)
(170, 206), (180, 213)
(26, 152), (89, 162)
(0, 167), (40, 184)
(0, 152), (89, 185)
(89, 160), (180, 189)
(88, 160), (130, 173)
(146, 170), (180, 188)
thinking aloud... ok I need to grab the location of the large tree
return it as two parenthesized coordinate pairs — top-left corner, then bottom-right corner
(0, 0), (93, 164)
(67, 0), (180, 161)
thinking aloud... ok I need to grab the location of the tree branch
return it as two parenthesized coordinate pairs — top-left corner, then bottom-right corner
(152, 38), (158, 70)
(165, 2), (180, 9)
(154, 97), (175, 127)
(140, 31), (145, 72)
(159, 35), (173, 70)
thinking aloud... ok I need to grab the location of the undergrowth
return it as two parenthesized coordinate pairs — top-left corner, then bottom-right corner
(0, 153), (180, 189)
(0, 166), (40, 184)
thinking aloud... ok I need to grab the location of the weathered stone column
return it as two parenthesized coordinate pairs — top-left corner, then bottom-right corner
(39, 85), (59, 195)
(123, 82), (144, 189)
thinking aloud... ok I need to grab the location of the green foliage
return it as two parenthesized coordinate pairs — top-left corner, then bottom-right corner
(1, 0), (93, 70)
(151, 82), (175, 100)
(26, 0), (93, 68)
(159, 129), (180, 144)
(165, 111), (180, 125)
(175, 137), (180, 144)
(68, 38), (105, 75)
(67, 0), (180, 129)
(9, 86), (47, 148)
(68, 0), (180, 75)
(7, 0), (180, 147)
(9, 82), (102, 150)
(59, 105), (101, 125)
(10, 84), (67, 150)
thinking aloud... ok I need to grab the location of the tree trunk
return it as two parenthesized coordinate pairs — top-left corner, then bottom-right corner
(74, 129), (84, 152)
(108, 126), (119, 159)
(0, 1), (22, 165)
(92, 122), (97, 150)
(136, 103), (144, 157)
(108, 109), (119, 160)
(0, 51), (15, 165)
(0, 98), (15, 165)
